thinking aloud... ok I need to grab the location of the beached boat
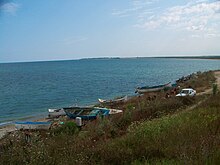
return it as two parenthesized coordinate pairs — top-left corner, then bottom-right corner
(98, 95), (128, 104)
(135, 82), (172, 94)
(94, 107), (123, 115)
(15, 121), (51, 130)
(64, 107), (110, 120)
(48, 108), (66, 118)
(109, 108), (123, 115)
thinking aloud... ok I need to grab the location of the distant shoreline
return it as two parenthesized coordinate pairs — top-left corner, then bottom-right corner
(1, 56), (220, 64)
(155, 56), (220, 60)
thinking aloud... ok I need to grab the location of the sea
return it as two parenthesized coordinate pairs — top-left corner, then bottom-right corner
(0, 58), (219, 125)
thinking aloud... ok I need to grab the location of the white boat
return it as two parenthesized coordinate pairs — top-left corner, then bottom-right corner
(109, 109), (123, 115)
(94, 107), (123, 115)
(15, 121), (51, 130)
(48, 108), (66, 118)
(98, 95), (128, 104)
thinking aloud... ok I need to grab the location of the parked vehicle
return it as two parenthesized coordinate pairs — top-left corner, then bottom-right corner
(176, 88), (196, 97)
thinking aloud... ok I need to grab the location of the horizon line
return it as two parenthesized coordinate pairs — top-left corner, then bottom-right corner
(1, 55), (220, 64)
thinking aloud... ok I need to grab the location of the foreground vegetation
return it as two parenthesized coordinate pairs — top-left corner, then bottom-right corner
(0, 71), (219, 165)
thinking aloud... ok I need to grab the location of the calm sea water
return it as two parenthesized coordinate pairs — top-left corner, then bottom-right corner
(0, 58), (219, 124)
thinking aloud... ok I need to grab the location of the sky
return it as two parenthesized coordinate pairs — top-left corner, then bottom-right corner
(0, 0), (220, 62)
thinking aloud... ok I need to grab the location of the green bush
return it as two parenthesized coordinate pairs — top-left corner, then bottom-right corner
(212, 83), (218, 95)
(51, 121), (79, 136)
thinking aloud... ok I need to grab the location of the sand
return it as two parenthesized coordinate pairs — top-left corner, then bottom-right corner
(0, 125), (15, 139)
(214, 71), (220, 87)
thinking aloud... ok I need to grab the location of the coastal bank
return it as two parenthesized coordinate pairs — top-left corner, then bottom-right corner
(0, 70), (220, 164)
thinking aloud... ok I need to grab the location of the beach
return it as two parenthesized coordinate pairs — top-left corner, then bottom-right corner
(0, 70), (220, 140)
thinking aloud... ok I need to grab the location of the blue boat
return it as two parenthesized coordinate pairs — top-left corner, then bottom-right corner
(15, 121), (51, 130)
(64, 107), (110, 120)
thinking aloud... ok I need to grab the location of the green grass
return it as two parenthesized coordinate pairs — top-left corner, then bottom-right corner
(212, 83), (218, 95)
(50, 121), (79, 136)
(95, 94), (220, 164)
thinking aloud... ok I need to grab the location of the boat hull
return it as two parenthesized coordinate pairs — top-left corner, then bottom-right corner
(136, 82), (171, 94)
(64, 107), (110, 120)
(98, 95), (128, 104)
(109, 109), (123, 115)
(15, 121), (51, 130)
(48, 108), (66, 118)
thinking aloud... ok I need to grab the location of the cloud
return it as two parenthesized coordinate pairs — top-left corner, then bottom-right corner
(112, 0), (158, 18)
(113, 0), (220, 38)
(136, 0), (220, 34)
(0, 2), (20, 15)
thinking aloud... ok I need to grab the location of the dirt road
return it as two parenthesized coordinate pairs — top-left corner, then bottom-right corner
(197, 70), (220, 95)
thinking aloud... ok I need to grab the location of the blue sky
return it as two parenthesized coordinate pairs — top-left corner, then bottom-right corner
(1, 0), (220, 62)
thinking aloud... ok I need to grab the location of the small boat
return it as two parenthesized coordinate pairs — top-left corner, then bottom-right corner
(98, 95), (128, 104)
(15, 121), (51, 130)
(94, 107), (123, 115)
(109, 108), (123, 115)
(64, 107), (110, 120)
(135, 82), (172, 94)
(48, 108), (66, 118)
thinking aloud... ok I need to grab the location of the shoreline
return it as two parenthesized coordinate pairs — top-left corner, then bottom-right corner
(1, 69), (219, 139)
(153, 56), (220, 60)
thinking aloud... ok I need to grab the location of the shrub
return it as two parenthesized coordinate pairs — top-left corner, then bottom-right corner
(212, 83), (218, 95)
(51, 121), (79, 136)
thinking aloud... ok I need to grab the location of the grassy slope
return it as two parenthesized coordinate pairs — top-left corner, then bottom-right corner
(97, 94), (220, 164)
(0, 71), (219, 165)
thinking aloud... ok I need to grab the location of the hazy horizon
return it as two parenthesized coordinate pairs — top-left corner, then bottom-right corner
(1, 0), (220, 63)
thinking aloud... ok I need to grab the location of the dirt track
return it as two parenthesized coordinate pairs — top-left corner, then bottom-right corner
(215, 71), (220, 87)
(197, 71), (220, 95)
